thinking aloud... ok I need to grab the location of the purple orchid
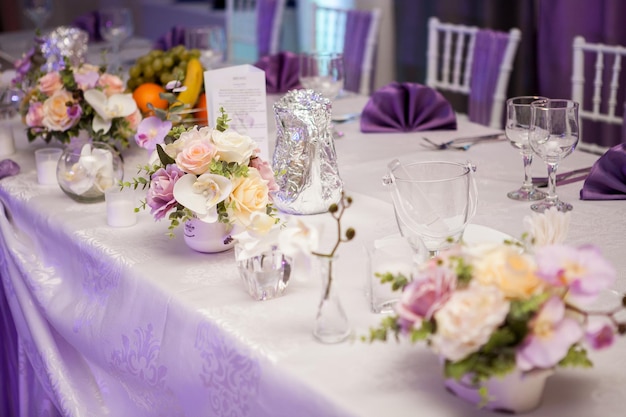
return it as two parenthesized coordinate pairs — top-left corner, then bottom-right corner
(585, 322), (615, 350)
(534, 244), (616, 305)
(134, 116), (172, 152)
(516, 296), (584, 371)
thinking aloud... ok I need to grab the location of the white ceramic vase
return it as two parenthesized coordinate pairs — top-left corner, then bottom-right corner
(183, 218), (235, 253)
(445, 367), (554, 414)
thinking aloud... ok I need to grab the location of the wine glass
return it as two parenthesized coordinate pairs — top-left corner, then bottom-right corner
(299, 52), (345, 100)
(23, 0), (53, 31)
(528, 99), (580, 213)
(185, 26), (226, 70)
(99, 7), (134, 71)
(505, 96), (548, 201)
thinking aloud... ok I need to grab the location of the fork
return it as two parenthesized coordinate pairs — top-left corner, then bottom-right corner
(422, 134), (504, 151)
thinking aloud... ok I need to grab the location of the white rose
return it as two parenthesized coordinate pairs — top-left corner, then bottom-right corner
(523, 206), (571, 247)
(431, 284), (509, 362)
(211, 128), (256, 165)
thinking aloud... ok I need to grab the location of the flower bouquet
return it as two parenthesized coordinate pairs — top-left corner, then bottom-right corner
(126, 89), (278, 244)
(365, 209), (623, 412)
(15, 49), (141, 149)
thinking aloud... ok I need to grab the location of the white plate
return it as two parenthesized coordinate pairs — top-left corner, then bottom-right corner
(462, 224), (513, 245)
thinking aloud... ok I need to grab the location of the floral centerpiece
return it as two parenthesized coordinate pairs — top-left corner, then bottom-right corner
(125, 87), (278, 239)
(14, 41), (141, 149)
(365, 208), (624, 412)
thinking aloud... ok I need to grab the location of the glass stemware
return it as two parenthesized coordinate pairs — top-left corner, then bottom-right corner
(185, 26), (226, 70)
(99, 7), (134, 71)
(299, 52), (345, 100)
(528, 99), (580, 213)
(505, 96), (548, 201)
(23, 0), (53, 31)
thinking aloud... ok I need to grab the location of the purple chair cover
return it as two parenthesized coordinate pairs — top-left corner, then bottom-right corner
(343, 9), (374, 94)
(253, 51), (301, 93)
(360, 82), (457, 133)
(580, 143), (626, 200)
(0, 159), (19, 179)
(71, 11), (102, 42)
(468, 29), (510, 127)
(256, 0), (280, 57)
(153, 26), (186, 51)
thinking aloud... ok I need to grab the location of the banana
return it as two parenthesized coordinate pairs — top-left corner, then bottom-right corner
(176, 58), (204, 108)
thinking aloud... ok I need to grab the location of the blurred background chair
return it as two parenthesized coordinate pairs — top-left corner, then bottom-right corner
(426, 17), (521, 129)
(571, 36), (626, 154)
(226, 0), (286, 65)
(311, 3), (381, 96)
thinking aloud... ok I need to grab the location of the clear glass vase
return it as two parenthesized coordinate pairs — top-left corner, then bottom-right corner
(313, 255), (350, 343)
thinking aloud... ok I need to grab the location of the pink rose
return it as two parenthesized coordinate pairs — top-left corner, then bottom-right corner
(395, 265), (456, 332)
(147, 165), (185, 220)
(175, 140), (217, 175)
(97, 73), (125, 96)
(125, 109), (143, 131)
(25, 102), (44, 127)
(41, 90), (80, 131)
(249, 156), (278, 194)
(38, 72), (63, 96)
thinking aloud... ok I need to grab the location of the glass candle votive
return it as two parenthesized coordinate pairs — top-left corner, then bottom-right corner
(105, 187), (138, 227)
(34, 147), (63, 185)
(235, 244), (292, 301)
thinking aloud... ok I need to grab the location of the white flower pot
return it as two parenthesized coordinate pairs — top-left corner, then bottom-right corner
(445, 367), (554, 414)
(183, 218), (235, 253)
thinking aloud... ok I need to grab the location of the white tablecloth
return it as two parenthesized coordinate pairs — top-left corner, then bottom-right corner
(1, 95), (625, 417)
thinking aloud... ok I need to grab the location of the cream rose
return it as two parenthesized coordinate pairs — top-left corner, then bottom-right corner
(431, 284), (509, 362)
(227, 167), (269, 227)
(41, 90), (79, 131)
(471, 244), (544, 299)
(38, 72), (63, 96)
(97, 73), (125, 96)
(211, 129), (256, 165)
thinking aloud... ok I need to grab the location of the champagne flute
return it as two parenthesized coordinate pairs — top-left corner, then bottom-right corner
(299, 52), (345, 100)
(23, 0), (53, 31)
(99, 7), (134, 71)
(505, 96), (548, 201)
(528, 99), (580, 213)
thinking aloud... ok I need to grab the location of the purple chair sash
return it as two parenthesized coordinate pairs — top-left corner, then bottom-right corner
(256, 0), (280, 57)
(153, 26), (186, 51)
(580, 143), (626, 200)
(343, 9), (374, 94)
(71, 11), (102, 42)
(360, 82), (457, 133)
(254, 51), (301, 94)
(468, 29), (510, 127)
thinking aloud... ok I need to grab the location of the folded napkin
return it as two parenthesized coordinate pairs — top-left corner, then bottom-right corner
(360, 82), (457, 133)
(154, 26), (186, 51)
(71, 11), (102, 42)
(0, 159), (19, 179)
(254, 51), (301, 94)
(580, 143), (626, 200)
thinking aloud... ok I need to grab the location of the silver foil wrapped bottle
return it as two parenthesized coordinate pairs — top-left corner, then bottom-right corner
(271, 89), (343, 214)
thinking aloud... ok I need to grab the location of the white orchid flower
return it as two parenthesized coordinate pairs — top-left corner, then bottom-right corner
(84, 89), (137, 134)
(62, 143), (116, 195)
(278, 218), (320, 257)
(232, 217), (282, 261)
(173, 173), (233, 223)
(523, 207), (571, 247)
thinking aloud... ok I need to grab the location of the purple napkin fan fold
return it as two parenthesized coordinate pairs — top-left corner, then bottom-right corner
(580, 143), (626, 200)
(154, 26), (187, 51)
(254, 51), (302, 94)
(71, 11), (103, 42)
(360, 82), (457, 133)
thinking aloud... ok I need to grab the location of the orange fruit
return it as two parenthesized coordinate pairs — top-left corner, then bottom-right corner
(132, 83), (168, 115)
(194, 92), (208, 126)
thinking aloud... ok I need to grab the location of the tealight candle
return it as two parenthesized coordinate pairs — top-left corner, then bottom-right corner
(34, 148), (63, 185)
(105, 187), (137, 227)
(0, 120), (16, 156)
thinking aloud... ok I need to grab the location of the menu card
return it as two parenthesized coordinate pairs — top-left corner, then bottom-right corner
(204, 65), (269, 160)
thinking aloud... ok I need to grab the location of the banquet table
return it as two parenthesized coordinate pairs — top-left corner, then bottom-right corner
(1, 94), (625, 417)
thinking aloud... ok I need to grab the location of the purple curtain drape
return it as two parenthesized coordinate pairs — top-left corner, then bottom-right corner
(343, 10), (374, 94)
(538, 0), (626, 149)
(468, 29), (509, 127)
(256, 0), (279, 57)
